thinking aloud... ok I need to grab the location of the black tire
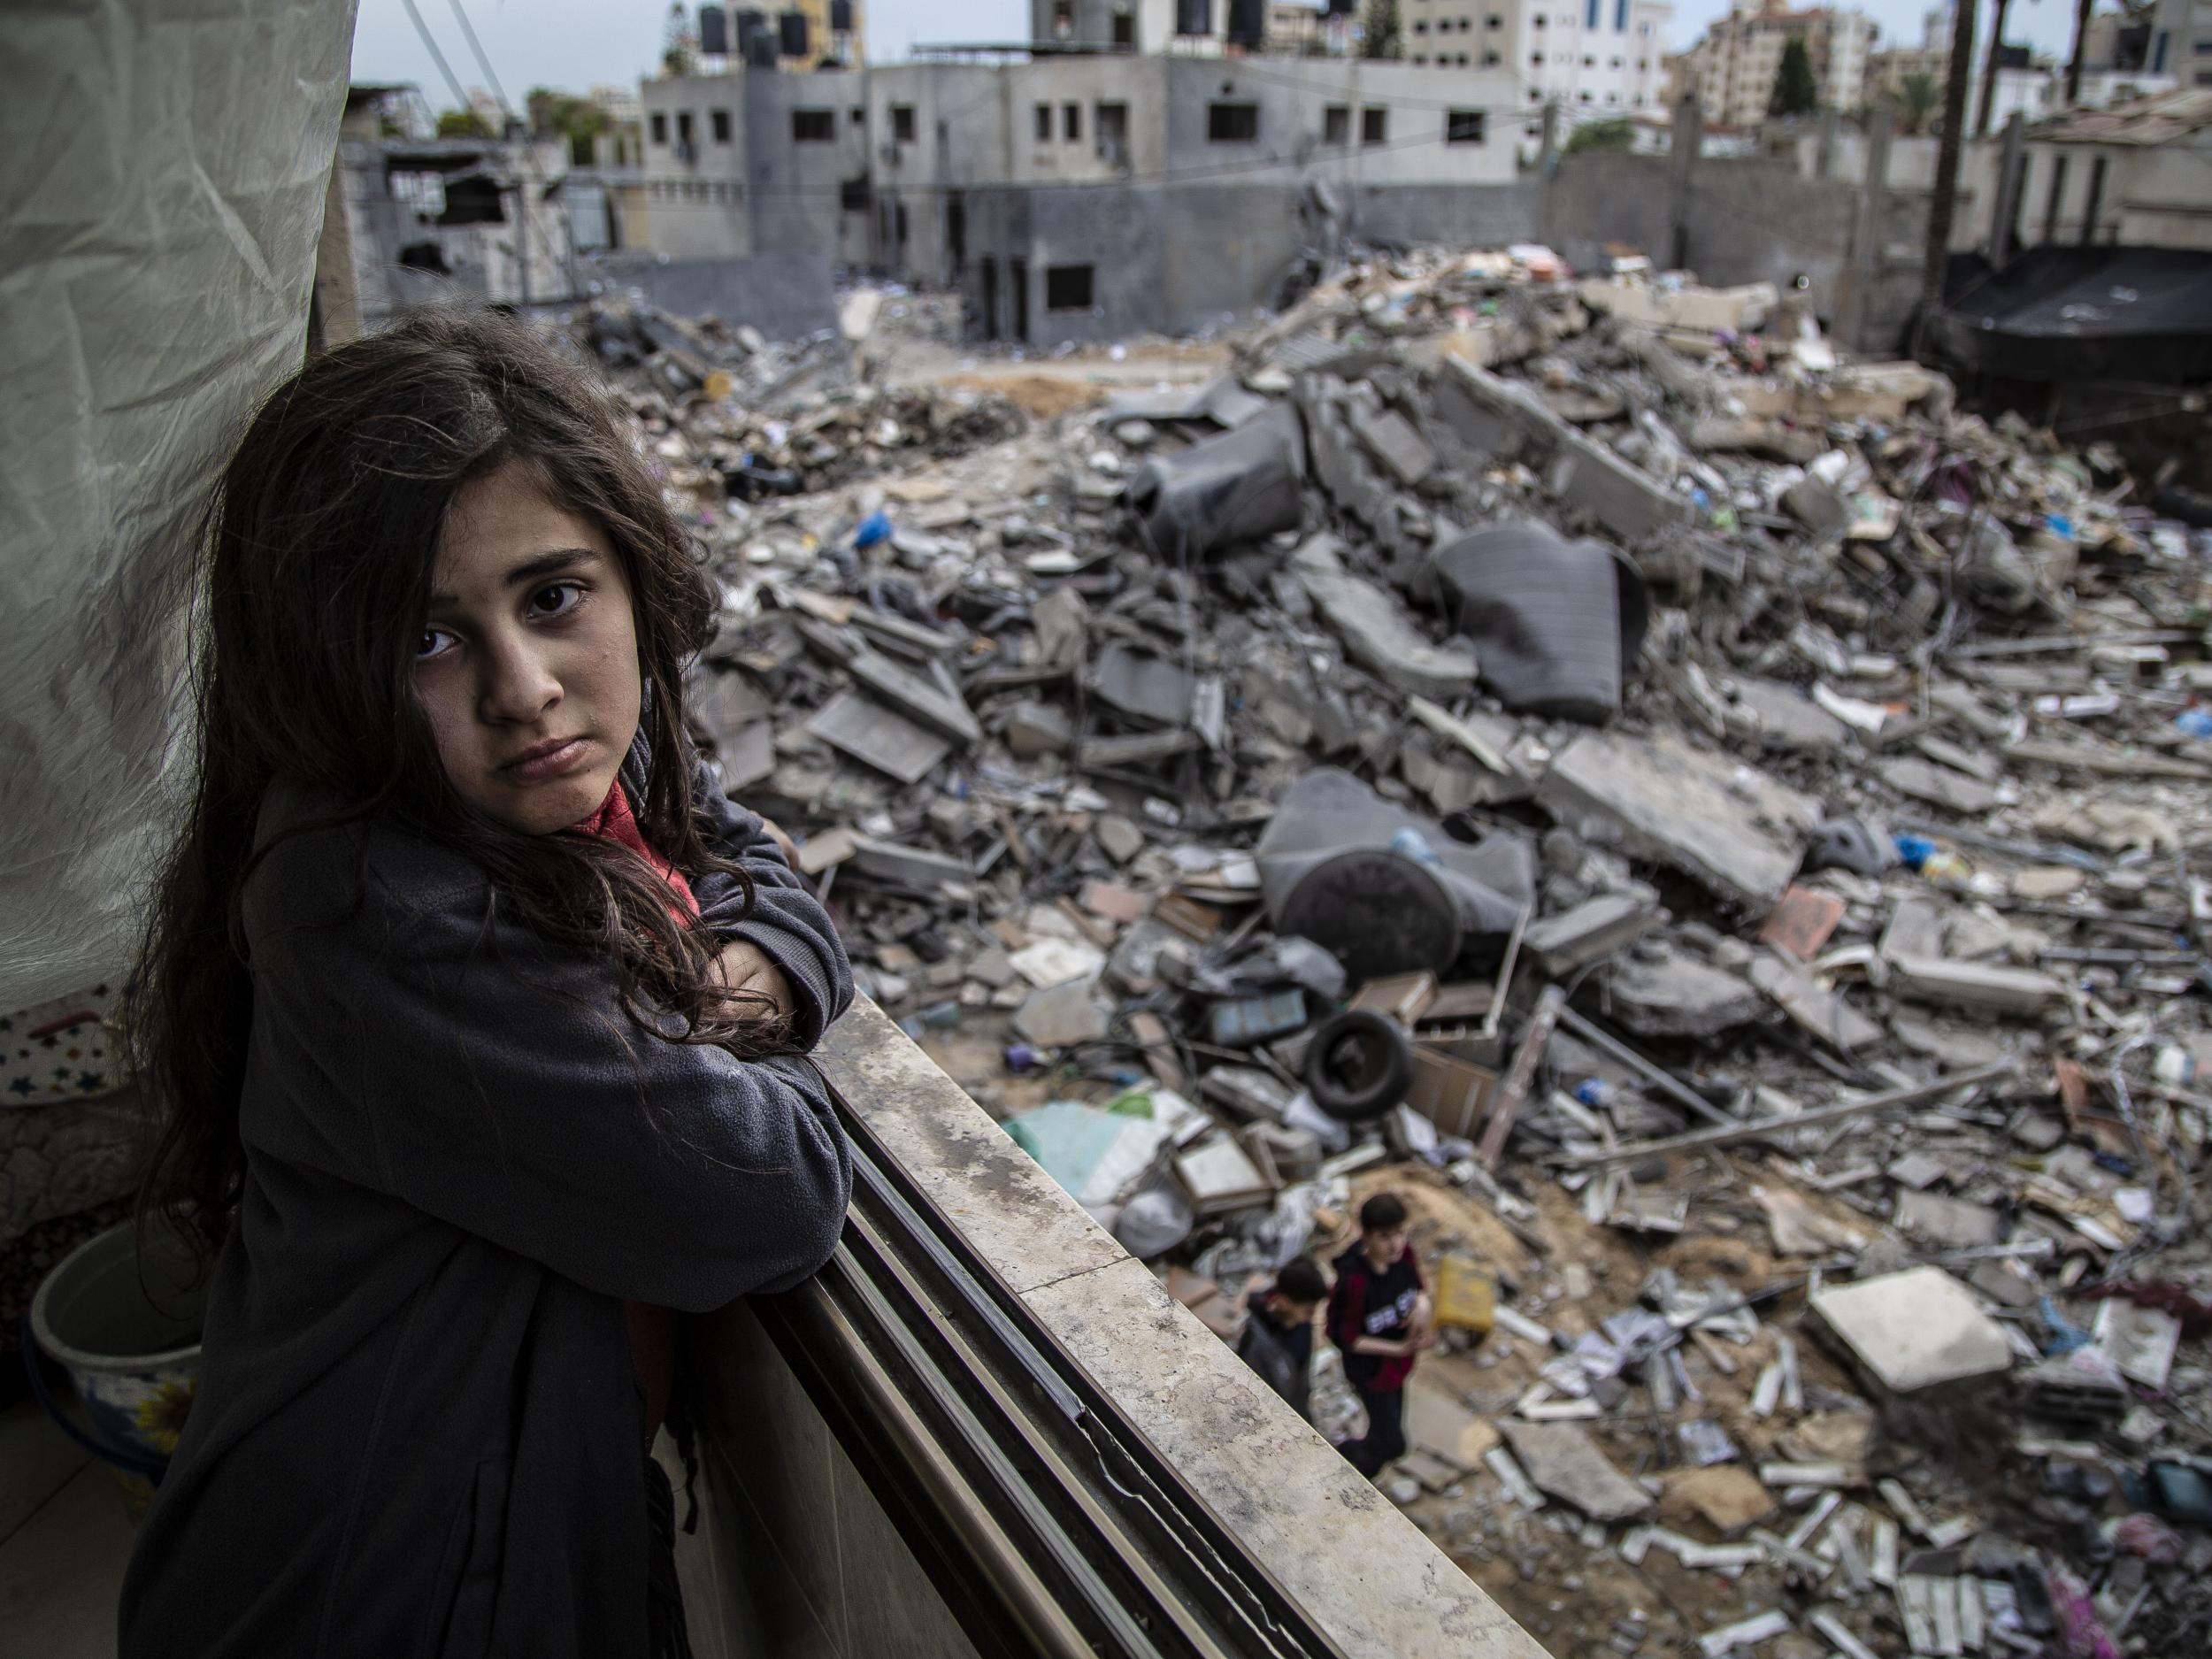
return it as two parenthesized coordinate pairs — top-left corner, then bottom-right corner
(1304, 1008), (1416, 1123)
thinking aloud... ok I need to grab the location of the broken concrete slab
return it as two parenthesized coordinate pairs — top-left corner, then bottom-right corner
(1893, 1188), (2003, 1249)
(1748, 951), (1886, 1055)
(816, 633), (983, 749)
(1088, 640), (1197, 727)
(1094, 813), (1147, 864)
(1888, 956), (2065, 1017)
(1724, 675), (1852, 754)
(1002, 700), (1076, 757)
(2009, 865), (2086, 901)
(1012, 977), (1110, 1048)
(1352, 404), (1438, 488)
(1432, 357), (1690, 545)
(1809, 1267), (2012, 1394)
(1008, 937), (1109, 989)
(1578, 276), (1777, 334)
(1498, 1419), (1655, 1522)
(1607, 943), (1765, 1038)
(1880, 757), (2001, 817)
(1291, 536), (1479, 701)
(1661, 1465), (1777, 1535)
(805, 690), (953, 784)
(1536, 729), (1819, 911)
(1526, 892), (1662, 977)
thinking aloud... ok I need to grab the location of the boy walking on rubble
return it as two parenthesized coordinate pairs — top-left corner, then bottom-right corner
(1234, 1256), (1330, 1420)
(1328, 1193), (1435, 1479)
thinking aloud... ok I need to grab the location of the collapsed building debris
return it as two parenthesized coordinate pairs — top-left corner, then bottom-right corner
(567, 243), (2212, 1659)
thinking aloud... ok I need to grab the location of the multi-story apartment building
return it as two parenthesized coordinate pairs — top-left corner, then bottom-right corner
(1681, 0), (1878, 127)
(636, 51), (1522, 341)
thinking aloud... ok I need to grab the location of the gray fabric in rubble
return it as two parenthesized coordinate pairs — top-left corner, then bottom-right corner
(1431, 519), (1651, 724)
(1124, 403), (1307, 561)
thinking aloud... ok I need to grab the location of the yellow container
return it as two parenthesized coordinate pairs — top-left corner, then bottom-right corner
(1432, 1252), (1495, 1336)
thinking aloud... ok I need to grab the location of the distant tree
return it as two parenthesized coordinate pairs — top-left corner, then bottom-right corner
(1898, 71), (1942, 133)
(1563, 116), (1637, 154)
(1363, 0), (1402, 58)
(1770, 37), (1819, 115)
(662, 0), (696, 77)
(526, 86), (612, 165)
(435, 108), (495, 139)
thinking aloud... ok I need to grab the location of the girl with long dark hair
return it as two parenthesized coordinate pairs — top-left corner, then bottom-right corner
(118, 307), (855, 1658)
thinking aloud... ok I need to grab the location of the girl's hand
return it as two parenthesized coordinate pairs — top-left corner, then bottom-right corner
(714, 938), (796, 1025)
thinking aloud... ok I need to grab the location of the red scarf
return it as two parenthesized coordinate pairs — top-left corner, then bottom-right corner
(571, 782), (693, 1444)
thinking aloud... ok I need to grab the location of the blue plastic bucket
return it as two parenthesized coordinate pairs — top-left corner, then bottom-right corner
(26, 1220), (204, 1490)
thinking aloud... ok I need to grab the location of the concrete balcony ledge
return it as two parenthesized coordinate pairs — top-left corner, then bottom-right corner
(678, 995), (1548, 1659)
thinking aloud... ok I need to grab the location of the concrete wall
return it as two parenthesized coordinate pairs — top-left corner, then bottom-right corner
(1346, 179), (1546, 250)
(868, 63), (1021, 284)
(641, 74), (752, 259)
(1683, 156), (1855, 307)
(2009, 140), (2212, 254)
(964, 173), (1543, 348)
(1001, 56), (1172, 185)
(741, 70), (872, 266)
(2123, 143), (2212, 251)
(1540, 149), (1673, 272)
(1162, 58), (1523, 189)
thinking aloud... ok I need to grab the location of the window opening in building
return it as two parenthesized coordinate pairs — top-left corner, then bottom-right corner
(1063, 102), (1081, 141)
(710, 108), (731, 142)
(851, 106), (864, 125)
(1208, 102), (1259, 141)
(840, 176), (870, 210)
(649, 111), (668, 144)
(1532, 50), (1545, 63)
(1414, 17), (1429, 30)
(1046, 263), (1093, 311)
(1447, 109), (1486, 143)
(1035, 102), (1052, 141)
(675, 111), (694, 147)
(892, 104), (916, 142)
(792, 108), (833, 141)
(1097, 101), (1129, 150)
(1483, 49), (1499, 63)
(1113, 11), (1135, 46)
(1324, 104), (1349, 144)
(1615, 0), (1628, 28)
(1586, 0), (1600, 28)
(1578, 89), (1593, 101)
(1362, 106), (1387, 144)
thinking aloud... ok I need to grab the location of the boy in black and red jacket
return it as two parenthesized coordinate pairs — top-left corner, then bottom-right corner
(1327, 1192), (1435, 1479)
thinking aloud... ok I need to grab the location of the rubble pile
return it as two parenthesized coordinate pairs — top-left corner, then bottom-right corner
(586, 251), (2212, 1657)
(578, 296), (1025, 503)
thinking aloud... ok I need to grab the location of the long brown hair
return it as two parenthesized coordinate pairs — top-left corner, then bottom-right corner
(131, 307), (762, 1260)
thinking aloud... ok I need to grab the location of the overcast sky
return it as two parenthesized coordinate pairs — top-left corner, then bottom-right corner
(349, 0), (2099, 112)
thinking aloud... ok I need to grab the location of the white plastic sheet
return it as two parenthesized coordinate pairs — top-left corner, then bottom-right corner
(0, 1), (358, 1010)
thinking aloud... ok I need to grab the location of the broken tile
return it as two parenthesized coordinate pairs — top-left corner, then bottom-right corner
(1809, 1267), (2012, 1394)
(1497, 1420), (1655, 1522)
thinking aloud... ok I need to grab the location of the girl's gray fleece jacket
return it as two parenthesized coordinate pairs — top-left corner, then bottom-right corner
(119, 748), (854, 1658)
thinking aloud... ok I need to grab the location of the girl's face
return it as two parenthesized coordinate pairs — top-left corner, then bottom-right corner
(416, 459), (642, 835)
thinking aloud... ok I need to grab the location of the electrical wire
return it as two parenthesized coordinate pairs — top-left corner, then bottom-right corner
(397, 0), (471, 113)
(444, 0), (512, 115)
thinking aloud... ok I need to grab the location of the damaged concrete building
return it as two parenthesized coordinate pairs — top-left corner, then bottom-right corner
(313, 84), (577, 337)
